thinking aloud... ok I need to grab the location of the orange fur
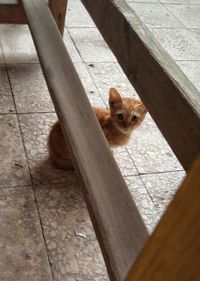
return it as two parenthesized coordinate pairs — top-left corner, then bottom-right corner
(48, 88), (147, 170)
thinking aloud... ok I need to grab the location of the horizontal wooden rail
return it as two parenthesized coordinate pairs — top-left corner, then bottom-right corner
(20, 0), (149, 280)
(0, 1), (66, 34)
(81, 0), (200, 172)
(0, 0), (27, 24)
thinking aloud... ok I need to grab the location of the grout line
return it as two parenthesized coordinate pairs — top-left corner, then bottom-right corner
(84, 63), (107, 107)
(130, 0), (200, 4)
(138, 169), (185, 176)
(0, 111), (56, 116)
(123, 148), (158, 208)
(163, 3), (198, 32)
(65, 28), (85, 62)
(0, 184), (31, 190)
(124, 168), (185, 211)
(17, 111), (56, 115)
(160, 2), (200, 6)
(123, 169), (184, 178)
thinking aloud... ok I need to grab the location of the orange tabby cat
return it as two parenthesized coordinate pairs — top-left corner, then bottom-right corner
(48, 88), (147, 170)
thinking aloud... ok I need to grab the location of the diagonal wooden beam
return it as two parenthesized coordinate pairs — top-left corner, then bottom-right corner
(20, 1), (149, 280)
(81, 0), (200, 172)
(126, 154), (200, 281)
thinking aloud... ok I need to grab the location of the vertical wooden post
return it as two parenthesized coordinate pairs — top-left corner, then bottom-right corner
(49, 0), (68, 36)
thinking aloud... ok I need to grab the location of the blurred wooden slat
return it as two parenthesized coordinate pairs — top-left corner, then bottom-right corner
(0, 1), (27, 24)
(126, 154), (200, 281)
(81, 0), (200, 171)
(0, 0), (67, 34)
(20, 0), (149, 280)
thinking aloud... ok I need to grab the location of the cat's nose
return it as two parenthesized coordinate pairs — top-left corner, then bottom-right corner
(125, 123), (130, 129)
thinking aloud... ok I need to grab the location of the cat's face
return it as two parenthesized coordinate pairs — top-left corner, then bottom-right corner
(109, 88), (147, 135)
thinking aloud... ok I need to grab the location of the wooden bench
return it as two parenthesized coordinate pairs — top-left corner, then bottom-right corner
(1, 0), (200, 280)
(0, 0), (68, 35)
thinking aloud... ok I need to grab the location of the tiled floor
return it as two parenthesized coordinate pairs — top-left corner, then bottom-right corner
(1, 0), (199, 280)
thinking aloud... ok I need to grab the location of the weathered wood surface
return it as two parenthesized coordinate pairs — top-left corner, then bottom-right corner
(49, 0), (68, 35)
(20, 0), (149, 280)
(0, 1), (27, 24)
(126, 154), (200, 281)
(81, 0), (200, 172)
(0, 0), (67, 34)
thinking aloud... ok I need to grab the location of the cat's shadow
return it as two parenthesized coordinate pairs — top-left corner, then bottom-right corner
(30, 157), (78, 188)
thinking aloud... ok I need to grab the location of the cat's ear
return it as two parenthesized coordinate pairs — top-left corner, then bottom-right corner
(109, 88), (122, 108)
(137, 101), (148, 114)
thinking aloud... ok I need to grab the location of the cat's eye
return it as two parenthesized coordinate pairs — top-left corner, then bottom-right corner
(117, 113), (124, 120)
(132, 115), (138, 121)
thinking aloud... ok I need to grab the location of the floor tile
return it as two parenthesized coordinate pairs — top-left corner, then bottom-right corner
(160, 0), (200, 3)
(0, 114), (31, 188)
(66, 0), (95, 28)
(0, 65), (15, 113)
(0, 42), (4, 63)
(63, 29), (82, 63)
(68, 28), (116, 63)
(74, 63), (105, 107)
(151, 28), (200, 60)
(165, 4), (200, 28)
(87, 62), (138, 107)
(0, 25), (38, 64)
(8, 64), (54, 113)
(127, 114), (183, 173)
(176, 60), (200, 92)
(129, 3), (183, 28)
(127, 0), (160, 3)
(125, 176), (160, 232)
(35, 183), (108, 281)
(141, 171), (185, 214)
(114, 147), (138, 176)
(0, 186), (52, 281)
(190, 28), (200, 41)
(19, 113), (77, 185)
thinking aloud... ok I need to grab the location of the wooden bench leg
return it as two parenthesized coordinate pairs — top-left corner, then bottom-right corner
(49, 0), (68, 36)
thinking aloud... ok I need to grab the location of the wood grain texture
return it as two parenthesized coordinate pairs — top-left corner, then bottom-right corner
(49, 0), (68, 35)
(0, 3), (27, 24)
(81, 0), (200, 172)
(20, 1), (149, 280)
(0, 0), (68, 28)
(0, 0), (18, 3)
(126, 154), (200, 281)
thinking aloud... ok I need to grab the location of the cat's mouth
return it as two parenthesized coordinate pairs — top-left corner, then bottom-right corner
(115, 125), (133, 135)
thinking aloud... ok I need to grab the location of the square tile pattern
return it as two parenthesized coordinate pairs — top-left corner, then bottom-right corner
(0, 0), (195, 279)
(0, 114), (31, 188)
(0, 186), (52, 281)
(0, 65), (15, 113)
(8, 64), (54, 113)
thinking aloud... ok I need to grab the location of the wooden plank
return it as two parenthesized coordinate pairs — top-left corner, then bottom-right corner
(49, 0), (68, 35)
(81, 0), (200, 172)
(126, 154), (200, 281)
(20, 1), (149, 280)
(0, 0), (18, 3)
(0, 2), (27, 24)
